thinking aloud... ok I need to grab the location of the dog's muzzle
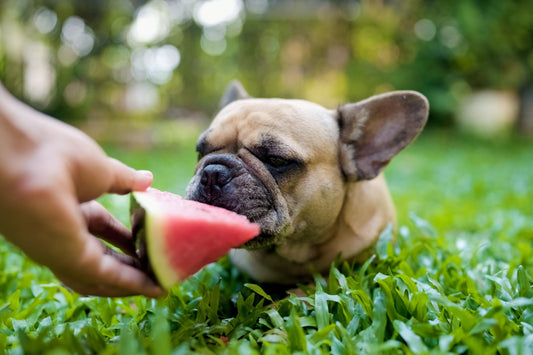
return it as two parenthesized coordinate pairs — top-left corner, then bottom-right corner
(187, 154), (285, 248)
(187, 154), (250, 213)
(198, 163), (233, 203)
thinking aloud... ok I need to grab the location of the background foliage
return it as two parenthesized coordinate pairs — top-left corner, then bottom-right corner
(1, 0), (533, 128)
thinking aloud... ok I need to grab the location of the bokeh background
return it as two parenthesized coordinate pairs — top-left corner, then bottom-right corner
(1, 0), (533, 148)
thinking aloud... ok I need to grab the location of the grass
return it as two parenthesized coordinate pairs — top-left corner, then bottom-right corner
(0, 130), (532, 354)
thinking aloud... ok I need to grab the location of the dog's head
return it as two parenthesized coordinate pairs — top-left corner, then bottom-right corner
(186, 81), (428, 249)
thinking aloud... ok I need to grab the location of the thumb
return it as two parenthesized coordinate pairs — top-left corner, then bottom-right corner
(107, 158), (153, 194)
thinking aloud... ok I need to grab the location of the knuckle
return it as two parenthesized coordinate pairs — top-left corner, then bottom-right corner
(82, 201), (107, 224)
(11, 171), (60, 204)
(97, 254), (122, 284)
(75, 238), (104, 273)
(7, 157), (68, 205)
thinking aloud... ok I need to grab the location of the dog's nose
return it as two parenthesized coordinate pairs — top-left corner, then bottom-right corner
(199, 164), (232, 201)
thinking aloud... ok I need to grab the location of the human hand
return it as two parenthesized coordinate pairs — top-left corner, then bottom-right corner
(0, 85), (165, 298)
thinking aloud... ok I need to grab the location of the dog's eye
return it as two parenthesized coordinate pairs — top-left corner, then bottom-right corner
(263, 156), (301, 177)
(265, 155), (291, 168)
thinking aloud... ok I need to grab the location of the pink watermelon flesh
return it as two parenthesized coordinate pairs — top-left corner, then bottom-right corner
(130, 188), (260, 289)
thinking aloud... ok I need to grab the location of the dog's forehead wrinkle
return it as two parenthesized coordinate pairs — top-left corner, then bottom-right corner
(241, 111), (338, 161)
(215, 99), (338, 142)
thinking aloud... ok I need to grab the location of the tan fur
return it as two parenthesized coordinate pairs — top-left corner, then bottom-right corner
(230, 175), (395, 283)
(187, 86), (428, 284)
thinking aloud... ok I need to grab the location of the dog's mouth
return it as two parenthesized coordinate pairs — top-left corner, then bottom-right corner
(186, 156), (286, 249)
(186, 194), (281, 248)
(240, 230), (278, 249)
(230, 207), (282, 249)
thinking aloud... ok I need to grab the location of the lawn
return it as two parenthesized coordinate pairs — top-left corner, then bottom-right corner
(0, 130), (532, 354)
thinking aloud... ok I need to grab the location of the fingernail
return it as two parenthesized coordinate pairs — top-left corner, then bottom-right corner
(135, 170), (153, 190)
(138, 170), (153, 179)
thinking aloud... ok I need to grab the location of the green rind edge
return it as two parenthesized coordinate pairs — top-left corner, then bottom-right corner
(131, 191), (181, 290)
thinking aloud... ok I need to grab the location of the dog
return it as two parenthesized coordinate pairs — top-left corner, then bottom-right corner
(186, 81), (429, 284)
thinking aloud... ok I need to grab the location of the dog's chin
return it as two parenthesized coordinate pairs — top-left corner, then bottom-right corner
(186, 193), (282, 249)
(185, 174), (288, 249)
(228, 209), (285, 250)
(240, 231), (279, 249)
(238, 210), (284, 249)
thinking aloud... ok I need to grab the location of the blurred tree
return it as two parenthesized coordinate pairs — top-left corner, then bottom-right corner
(399, 0), (533, 125)
(0, 0), (531, 128)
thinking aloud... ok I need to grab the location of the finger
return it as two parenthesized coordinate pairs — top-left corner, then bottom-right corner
(97, 253), (165, 297)
(102, 243), (140, 269)
(57, 261), (165, 298)
(59, 275), (166, 298)
(74, 236), (165, 298)
(80, 201), (136, 256)
(107, 158), (153, 194)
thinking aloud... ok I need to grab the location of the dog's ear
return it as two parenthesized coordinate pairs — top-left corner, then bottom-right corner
(219, 80), (251, 109)
(337, 91), (429, 181)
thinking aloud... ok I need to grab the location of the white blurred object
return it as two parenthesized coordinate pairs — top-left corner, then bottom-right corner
(456, 90), (519, 138)
(128, 1), (170, 45)
(61, 16), (95, 57)
(23, 41), (55, 105)
(124, 82), (159, 112)
(194, 0), (243, 27)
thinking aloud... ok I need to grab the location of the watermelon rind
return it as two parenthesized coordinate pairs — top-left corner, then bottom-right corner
(131, 191), (181, 289)
(131, 188), (260, 290)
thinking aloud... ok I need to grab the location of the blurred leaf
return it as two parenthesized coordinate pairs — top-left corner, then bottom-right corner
(150, 309), (171, 355)
(286, 309), (306, 352)
(244, 284), (273, 302)
(393, 320), (429, 353)
(376, 223), (394, 260)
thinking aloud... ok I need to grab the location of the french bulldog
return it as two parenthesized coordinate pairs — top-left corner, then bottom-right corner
(186, 81), (429, 284)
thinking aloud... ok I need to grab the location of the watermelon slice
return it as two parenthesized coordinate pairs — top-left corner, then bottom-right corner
(130, 188), (260, 289)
